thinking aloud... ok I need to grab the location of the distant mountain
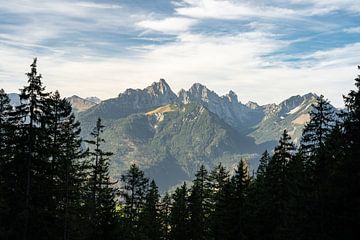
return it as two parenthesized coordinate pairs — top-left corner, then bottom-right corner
(66, 95), (98, 112)
(77, 79), (326, 191)
(250, 93), (318, 145)
(85, 96), (101, 104)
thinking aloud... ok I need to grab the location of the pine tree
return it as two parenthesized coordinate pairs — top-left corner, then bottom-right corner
(300, 95), (334, 174)
(11, 58), (51, 240)
(188, 165), (211, 240)
(208, 163), (231, 240)
(229, 159), (251, 240)
(141, 180), (162, 240)
(247, 151), (271, 240)
(120, 164), (149, 239)
(85, 118), (117, 240)
(263, 130), (295, 239)
(331, 66), (360, 239)
(160, 192), (172, 240)
(44, 91), (88, 240)
(0, 89), (15, 238)
(170, 183), (189, 240)
(298, 96), (335, 239)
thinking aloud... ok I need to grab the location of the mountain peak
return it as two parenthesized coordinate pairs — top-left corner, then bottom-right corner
(246, 101), (260, 109)
(147, 78), (172, 95)
(224, 90), (238, 103)
(67, 95), (97, 112)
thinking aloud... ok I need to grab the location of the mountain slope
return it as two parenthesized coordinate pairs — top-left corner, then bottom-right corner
(66, 95), (98, 112)
(250, 93), (318, 144)
(80, 102), (260, 190)
(77, 79), (329, 191)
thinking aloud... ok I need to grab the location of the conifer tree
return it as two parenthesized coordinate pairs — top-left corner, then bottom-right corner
(332, 66), (360, 239)
(12, 58), (51, 240)
(141, 180), (162, 240)
(170, 183), (189, 240)
(300, 95), (334, 174)
(263, 130), (295, 239)
(188, 165), (211, 240)
(229, 160), (251, 240)
(0, 89), (15, 238)
(208, 163), (231, 240)
(160, 192), (172, 240)
(44, 92), (88, 240)
(120, 164), (149, 239)
(85, 118), (117, 240)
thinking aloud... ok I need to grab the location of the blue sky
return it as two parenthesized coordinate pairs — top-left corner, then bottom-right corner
(0, 0), (359, 107)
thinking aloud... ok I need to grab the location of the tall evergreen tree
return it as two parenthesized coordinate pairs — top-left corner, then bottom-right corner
(44, 91), (88, 240)
(208, 163), (231, 240)
(170, 183), (189, 240)
(85, 118), (117, 240)
(229, 159), (251, 240)
(0, 89), (15, 238)
(300, 95), (334, 174)
(247, 151), (271, 240)
(12, 58), (51, 240)
(120, 164), (149, 239)
(141, 180), (162, 240)
(188, 165), (211, 240)
(332, 65), (360, 239)
(263, 130), (295, 240)
(160, 192), (172, 240)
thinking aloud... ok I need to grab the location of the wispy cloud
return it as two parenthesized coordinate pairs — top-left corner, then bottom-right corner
(137, 17), (197, 34)
(344, 27), (360, 34)
(0, 0), (359, 108)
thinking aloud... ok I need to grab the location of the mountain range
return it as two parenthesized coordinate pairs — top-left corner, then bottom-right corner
(7, 80), (324, 191)
(73, 79), (321, 191)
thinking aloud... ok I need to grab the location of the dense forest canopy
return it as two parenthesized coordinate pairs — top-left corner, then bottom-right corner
(0, 60), (359, 240)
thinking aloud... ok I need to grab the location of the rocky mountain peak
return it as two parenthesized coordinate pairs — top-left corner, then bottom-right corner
(246, 101), (260, 109)
(224, 90), (238, 103)
(147, 78), (172, 96)
(67, 95), (98, 112)
(85, 96), (101, 104)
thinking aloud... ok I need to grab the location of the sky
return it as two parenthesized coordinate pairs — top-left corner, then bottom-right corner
(0, 0), (359, 107)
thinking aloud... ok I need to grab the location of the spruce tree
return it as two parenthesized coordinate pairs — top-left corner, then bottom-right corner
(188, 165), (211, 240)
(12, 58), (51, 240)
(333, 66), (360, 239)
(85, 118), (117, 240)
(0, 89), (15, 238)
(248, 151), (271, 240)
(264, 130), (295, 239)
(229, 159), (251, 240)
(160, 192), (172, 240)
(170, 183), (189, 240)
(141, 180), (162, 240)
(120, 164), (149, 239)
(208, 163), (231, 240)
(44, 92), (88, 240)
(300, 95), (334, 175)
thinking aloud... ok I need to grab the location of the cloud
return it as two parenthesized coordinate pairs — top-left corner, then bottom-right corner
(344, 27), (360, 33)
(288, 0), (360, 14)
(0, 0), (358, 109)
(137, 17), (197, 34)
(1, 29), (357, 108)
(175, 0), (301, 20)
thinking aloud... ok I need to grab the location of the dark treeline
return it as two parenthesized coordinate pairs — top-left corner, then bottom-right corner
(0, 60), (359, 240)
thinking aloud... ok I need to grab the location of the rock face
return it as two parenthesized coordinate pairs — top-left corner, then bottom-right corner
(77, 79), (331, 191)
(66, 95), (98, 112)
(178, 83), (263, 130)
(250, 93), (318, 144)
(85, 96), (101, 104)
